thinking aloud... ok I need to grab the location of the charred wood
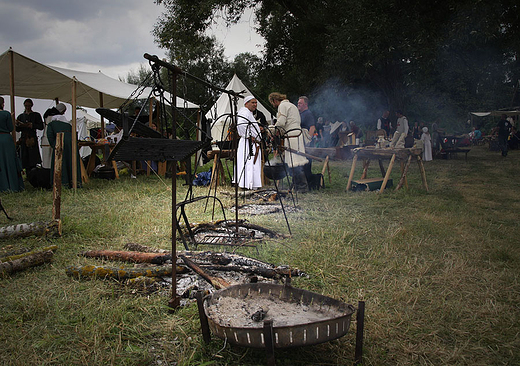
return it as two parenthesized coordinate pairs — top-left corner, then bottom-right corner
(65, 264), (187, 280)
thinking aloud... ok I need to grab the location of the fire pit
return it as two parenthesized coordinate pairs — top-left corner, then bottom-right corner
(202, 282), (355, 349)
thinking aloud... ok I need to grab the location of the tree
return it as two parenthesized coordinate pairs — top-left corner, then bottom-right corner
(153, 0), (520, 129)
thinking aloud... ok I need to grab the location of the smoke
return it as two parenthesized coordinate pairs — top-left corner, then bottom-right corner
(308, 79), (387, 129)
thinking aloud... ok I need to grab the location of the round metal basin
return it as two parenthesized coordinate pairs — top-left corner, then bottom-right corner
(204, 283), (355, 349)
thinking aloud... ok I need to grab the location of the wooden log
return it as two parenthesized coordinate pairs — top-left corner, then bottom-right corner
(123, 242), (169, 253)
(0, 219), (61, 240)
(179, 254), (230, 290)
(80, 250), (171, 264)
(378, 153), (396, 194)
(199, 264), (306, 279)
(65, 264), (186, 280)
(0, 250), (54, 277)
(0, 245), (58, 262)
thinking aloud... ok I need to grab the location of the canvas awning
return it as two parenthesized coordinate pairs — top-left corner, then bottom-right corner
(0, 49), (198, 109)
(470, 110), (520, 117)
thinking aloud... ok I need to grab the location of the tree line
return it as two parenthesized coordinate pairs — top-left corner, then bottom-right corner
(143, 0), (519, 131)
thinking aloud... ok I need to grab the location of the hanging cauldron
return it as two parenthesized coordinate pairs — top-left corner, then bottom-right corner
(263, 162), (287, 181)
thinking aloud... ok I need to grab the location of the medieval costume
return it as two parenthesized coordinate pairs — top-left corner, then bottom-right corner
(234, 96), (262, 190)
(46, 104), (82, 188)
(16, 100), (43, 171)
(421, 127), (433, 161)
(0, 106), (24, 192)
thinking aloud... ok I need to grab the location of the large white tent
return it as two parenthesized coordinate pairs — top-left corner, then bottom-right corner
(205, 74), (273, 142)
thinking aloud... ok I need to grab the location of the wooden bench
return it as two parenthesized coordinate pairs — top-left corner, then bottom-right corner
(440, 148), (470, 161)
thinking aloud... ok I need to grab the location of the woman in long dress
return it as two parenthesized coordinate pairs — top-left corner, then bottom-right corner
(47, 103), (82, 188)
(234, 96), (262, 190)
(0, 97), (24, 192)
(421, 127), (433, 161)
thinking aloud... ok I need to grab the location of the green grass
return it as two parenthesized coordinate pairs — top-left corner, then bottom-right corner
(1, 145), (519, 365)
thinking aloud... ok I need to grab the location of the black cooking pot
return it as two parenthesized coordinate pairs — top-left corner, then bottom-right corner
(263, 163), (287, 180)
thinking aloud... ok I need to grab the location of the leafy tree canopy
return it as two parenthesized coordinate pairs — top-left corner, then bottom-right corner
(153, 0), (520, 130)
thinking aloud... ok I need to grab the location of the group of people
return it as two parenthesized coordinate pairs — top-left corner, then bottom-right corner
(233, 93), (314, 193)
(0, 97), (81, 193)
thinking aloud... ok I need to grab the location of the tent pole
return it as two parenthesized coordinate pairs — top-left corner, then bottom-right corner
(72, 77), (78, 190)
(8, 48), (16, 143)
(99, 92), (105, 139)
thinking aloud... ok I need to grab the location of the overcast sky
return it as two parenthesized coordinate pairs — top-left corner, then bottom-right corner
(0, 0), (264, 80)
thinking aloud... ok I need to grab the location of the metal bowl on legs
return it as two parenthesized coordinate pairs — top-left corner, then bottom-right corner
(203, 283), (355, 349)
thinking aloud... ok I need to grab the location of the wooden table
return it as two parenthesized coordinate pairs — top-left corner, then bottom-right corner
(346, 147), (428, 193)
(79, 141), (119, 178)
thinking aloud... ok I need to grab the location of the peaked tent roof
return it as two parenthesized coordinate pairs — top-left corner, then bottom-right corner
(205, 74), (273, 124)
(0, 49), (198, 109)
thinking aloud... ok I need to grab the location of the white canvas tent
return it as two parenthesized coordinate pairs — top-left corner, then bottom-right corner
(0, 49), (198, 110)
(205, 74), (272, 142)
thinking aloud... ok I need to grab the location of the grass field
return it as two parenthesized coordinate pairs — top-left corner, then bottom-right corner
(1, 144), (519, 365)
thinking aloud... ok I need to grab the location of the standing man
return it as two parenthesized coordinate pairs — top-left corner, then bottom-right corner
(269, 92), (309, 192)
(234, 96), (262, 190)
(395, 110), (409, 136)
(496, 114), (512, 157)
(377, 110), (392, 137)
(15, 98), (43, 174)
(297, 96), (316, 146)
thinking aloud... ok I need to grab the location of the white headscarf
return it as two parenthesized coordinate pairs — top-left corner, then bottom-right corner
(244, 95), (255, 105)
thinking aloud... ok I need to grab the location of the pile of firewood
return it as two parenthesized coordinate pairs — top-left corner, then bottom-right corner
(66, 243), (307, 300)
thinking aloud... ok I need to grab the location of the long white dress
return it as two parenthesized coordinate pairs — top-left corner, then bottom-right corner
(234, 106), (262, 189)
(421, 132), (433, 161)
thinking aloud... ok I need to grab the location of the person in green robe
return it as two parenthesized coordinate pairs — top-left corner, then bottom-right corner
(0, 97), (24, 192)
(46, 103), (81, 188)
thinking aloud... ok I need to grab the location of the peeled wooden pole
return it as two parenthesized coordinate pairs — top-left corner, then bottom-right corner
(417, 156), (429, 191)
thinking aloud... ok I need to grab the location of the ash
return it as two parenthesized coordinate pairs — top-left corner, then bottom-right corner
(206, 294), (342, 329)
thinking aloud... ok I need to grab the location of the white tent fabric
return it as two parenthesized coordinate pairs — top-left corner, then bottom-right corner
(470, 110), (520, 117)
(0, 49), (198, 109)
(205, 74), (272, 142)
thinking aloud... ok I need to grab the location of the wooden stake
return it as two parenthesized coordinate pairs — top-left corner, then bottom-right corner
(52, 132), (64, 220)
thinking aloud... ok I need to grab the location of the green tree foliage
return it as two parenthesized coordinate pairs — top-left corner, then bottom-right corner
(153, 0), (520, 129)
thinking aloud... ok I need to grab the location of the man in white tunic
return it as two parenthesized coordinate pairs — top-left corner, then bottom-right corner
(234, 95), (262, 190)
(268, 92), (309, 192)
